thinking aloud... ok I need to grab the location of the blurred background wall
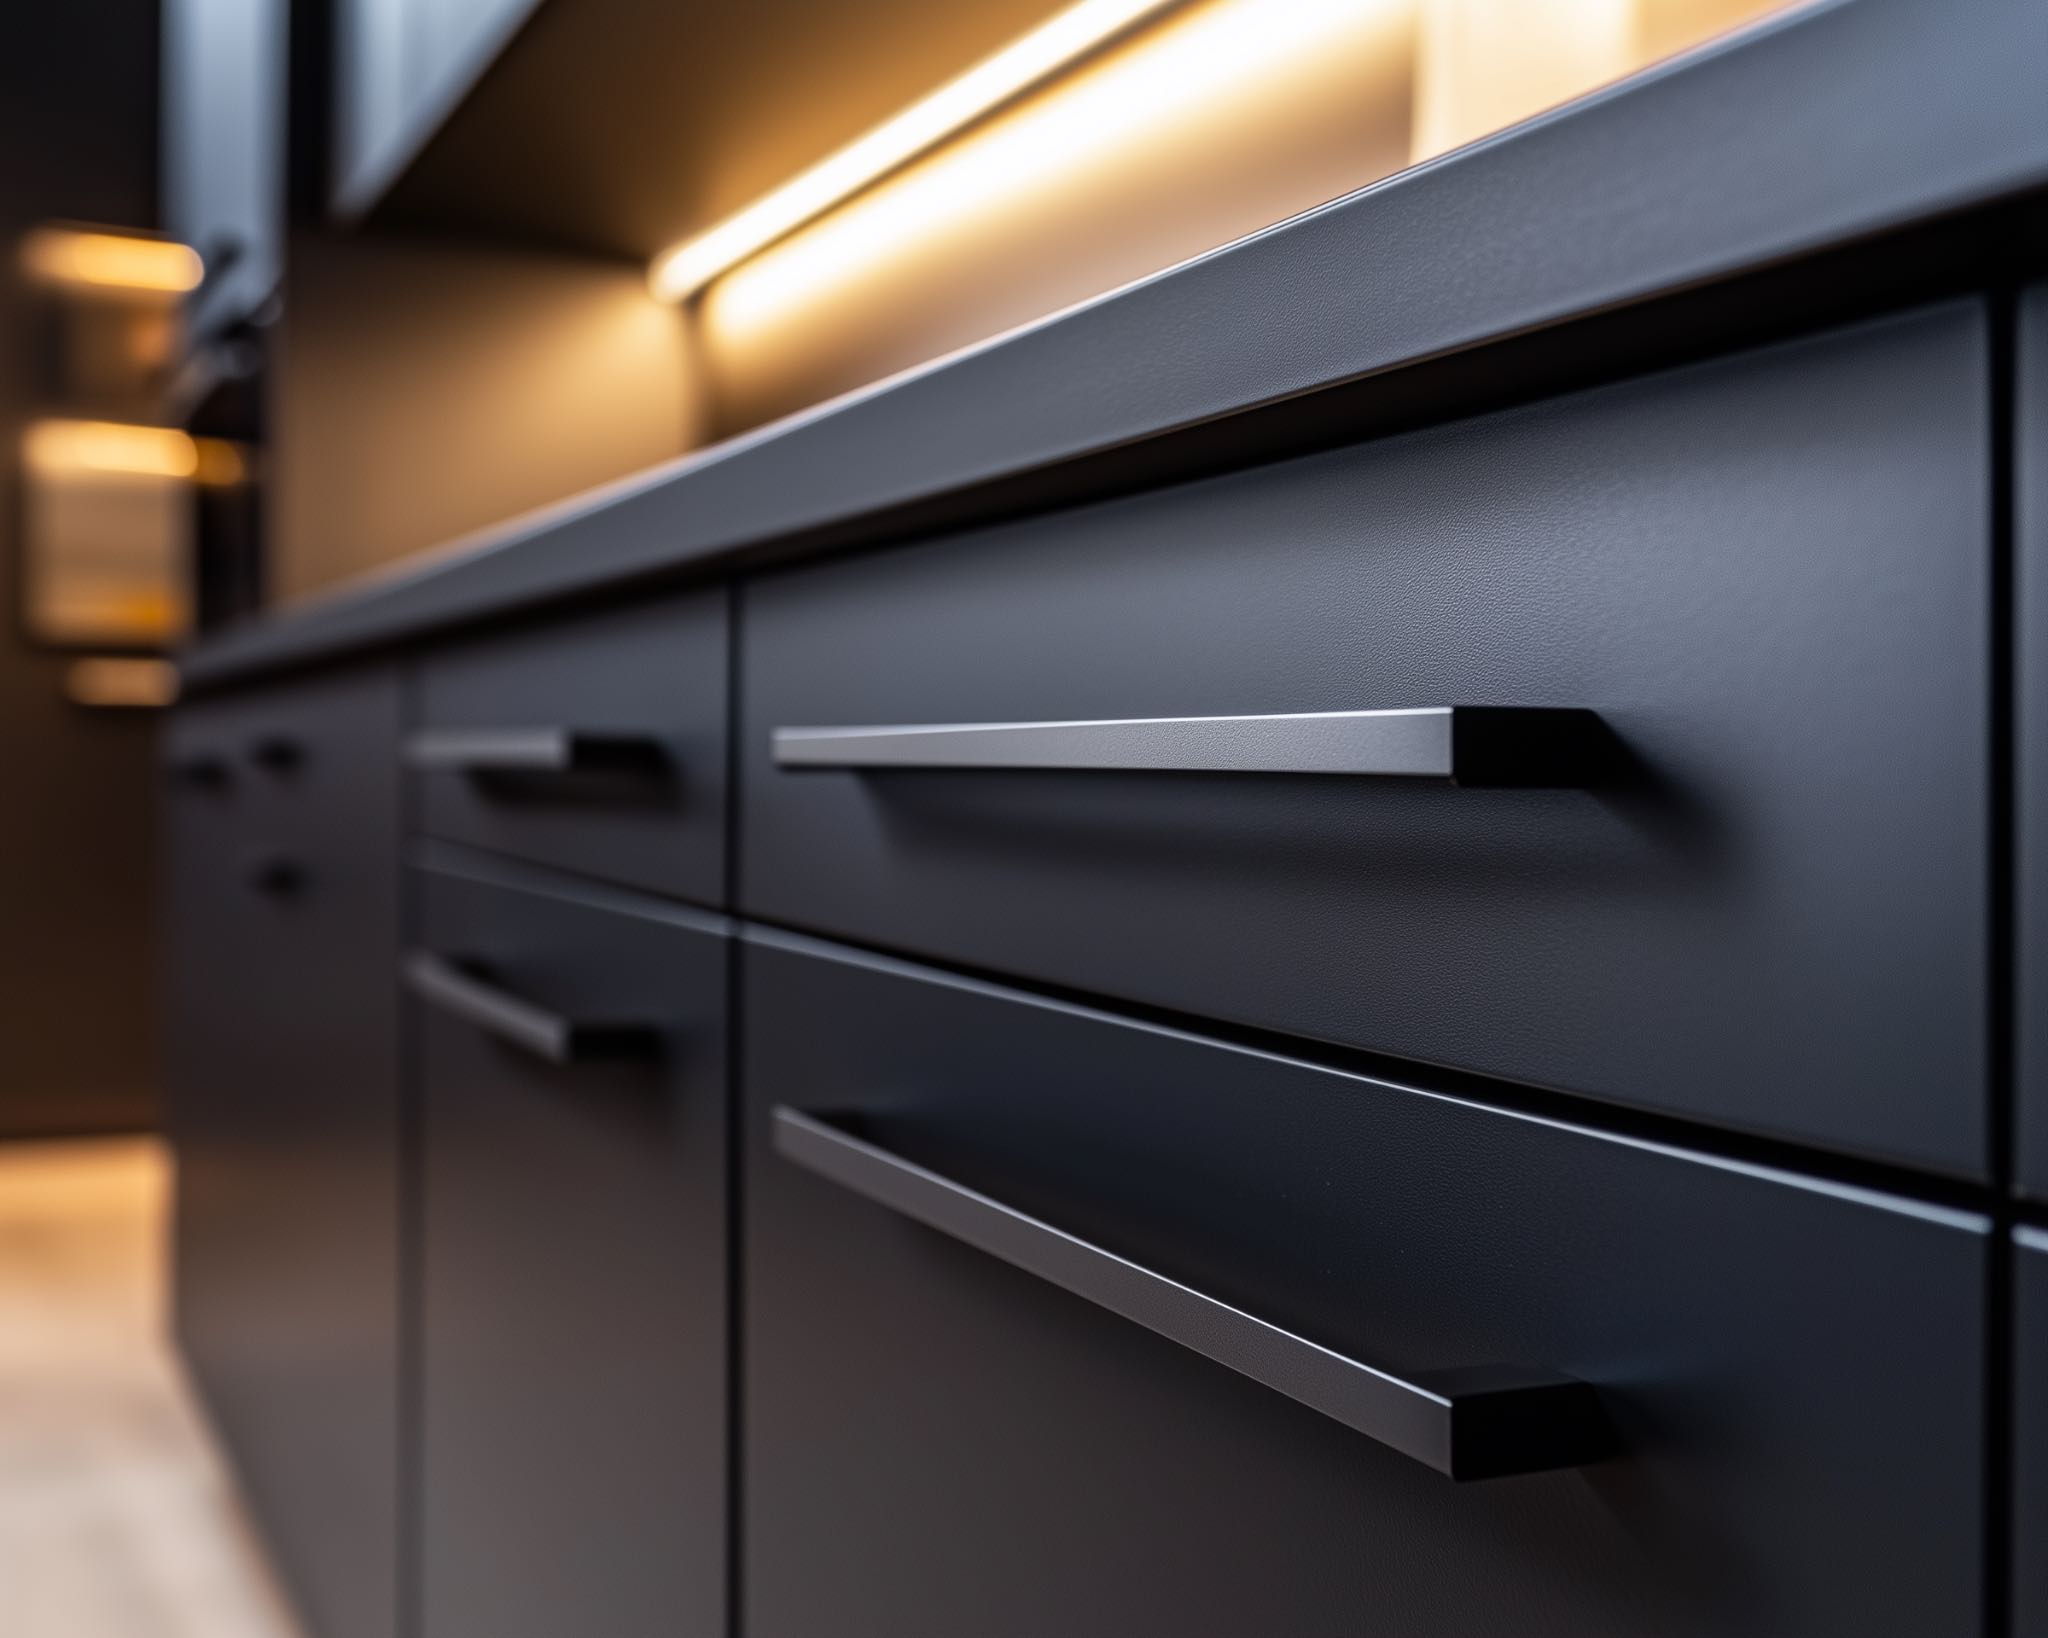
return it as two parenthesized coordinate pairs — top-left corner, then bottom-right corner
(0, 0), (165, 1136)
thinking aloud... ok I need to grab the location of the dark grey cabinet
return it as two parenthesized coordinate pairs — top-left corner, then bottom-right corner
(2020, 281), (2048, 1204)
(2020, 1232), (2048, 1637)
(2021, 1232), (2048, 1638)
(741, 302), (1991, 1178)
(157, 18), (2048, 1628)
(162, 665), (404, 1638)
(412, 851), (728, 1638)
(412, 594), (728, 905)
(740, 929), (1987, 1638)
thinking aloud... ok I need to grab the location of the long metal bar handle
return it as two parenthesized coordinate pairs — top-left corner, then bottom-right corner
(405, 727), (666, 776)
(772, 1107), (1610, 1480)
(772, 705), (1605, 785)
(405, 951), (658, 1065)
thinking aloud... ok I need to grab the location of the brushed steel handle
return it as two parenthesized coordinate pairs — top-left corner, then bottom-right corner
(405, 728), (666, 776)
(773, 1107), (1610, 1480)
(405, 951), (658, 1065)
(773, 706), (1603, 784)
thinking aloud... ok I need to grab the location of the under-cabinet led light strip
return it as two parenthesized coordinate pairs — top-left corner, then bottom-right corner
(23, 419), (247, 485)
(647, 0), (1194, 303)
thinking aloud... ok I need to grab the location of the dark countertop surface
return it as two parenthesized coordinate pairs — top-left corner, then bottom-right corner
(183, 0), (2048, 692)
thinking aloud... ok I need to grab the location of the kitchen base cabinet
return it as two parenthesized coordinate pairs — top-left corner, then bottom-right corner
(159, 18), (2048, 1625)
(740, 930), (1986, 1638)
(412, 851), (728, 1638)
(163, 666), (404, 1638)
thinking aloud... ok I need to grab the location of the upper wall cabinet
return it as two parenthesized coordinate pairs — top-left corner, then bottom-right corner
(333, 0), (542, 214)
(161, 0), (287, 341)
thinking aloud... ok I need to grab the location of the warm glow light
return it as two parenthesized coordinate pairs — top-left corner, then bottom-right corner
(692, 0), (1800, 430)
(648, 0), (1192, 301)
(705, 0), (1416, 346)
(23, 420), (200, 480)
(20, 227), (203, 297)
(1414, 0), (1635, 160)
(65, 657), (181, 709)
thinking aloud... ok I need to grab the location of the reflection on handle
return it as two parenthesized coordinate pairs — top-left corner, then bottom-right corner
(773, 1106), (1610, 1480)
(773, 706), (1604, 785)
(404, 951), (658, 1066)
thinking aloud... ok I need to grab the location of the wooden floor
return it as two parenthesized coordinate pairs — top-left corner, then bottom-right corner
(0, 1136), (303, 1638)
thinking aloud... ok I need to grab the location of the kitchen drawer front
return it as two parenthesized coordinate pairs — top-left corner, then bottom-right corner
(2020, 1231), (2048, 1638)
(164, 667), (405, 1638)
(164, 675), (378, 881)
(413, 591), (727, 904)
(741, 930), (1986, 1638)
(411, 851), (728, 1638)
(741, 302), (1990, 1174)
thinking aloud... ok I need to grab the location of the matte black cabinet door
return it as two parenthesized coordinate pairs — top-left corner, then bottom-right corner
(742, 303), (1990, 1175)
(162, 694), (262, 1475)
(2020, 282), (2048, 1202)
(414, 593), (727, 904)
(742, 931), (1985, 1638)
(2020, 1232), (2048, 1638)
(414, 852), (727, 1638)
(163, 667), (404, 1638)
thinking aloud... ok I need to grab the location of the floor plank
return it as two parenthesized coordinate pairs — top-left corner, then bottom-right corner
(0, 1137), (303, 1638)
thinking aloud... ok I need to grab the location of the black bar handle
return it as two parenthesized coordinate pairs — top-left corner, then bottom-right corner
(774, 706), (1606, 786)
(773, 1107), (1610, 1480)
(405, 951), (658, 1066)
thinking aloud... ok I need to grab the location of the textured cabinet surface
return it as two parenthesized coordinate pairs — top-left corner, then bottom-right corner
(163, 665), (404, 1638)
(413, 851), (729, 1638)
(742, 302), (1990, 1177)
(741, 930), (1986, 1638)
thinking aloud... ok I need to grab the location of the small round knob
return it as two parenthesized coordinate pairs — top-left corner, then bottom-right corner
(249, 736), (305, 775)
(170, 753), (231, 789)
(248, 854), (308, 898)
